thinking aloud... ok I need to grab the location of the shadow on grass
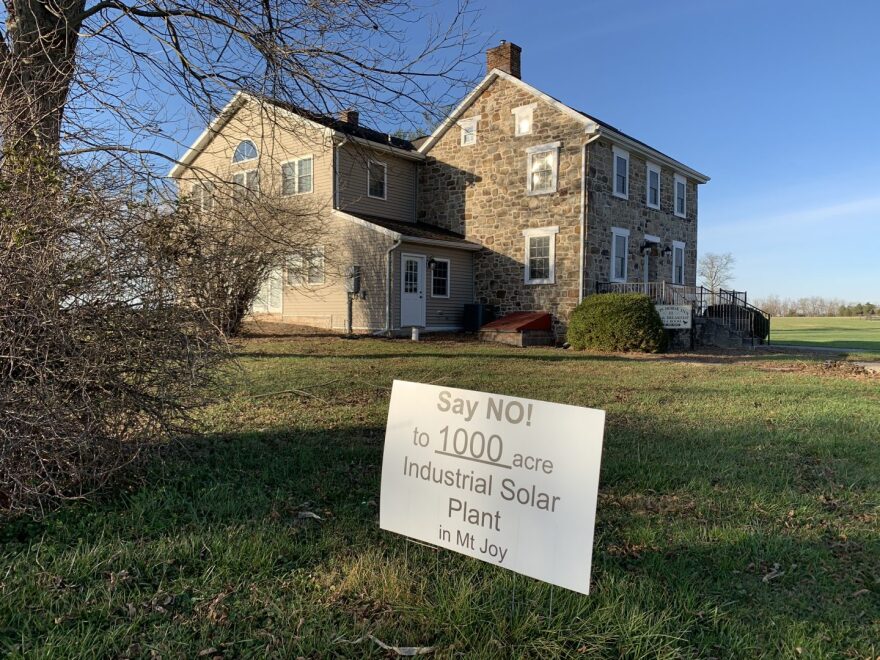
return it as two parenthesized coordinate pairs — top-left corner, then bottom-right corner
(2, 414), (878, 656)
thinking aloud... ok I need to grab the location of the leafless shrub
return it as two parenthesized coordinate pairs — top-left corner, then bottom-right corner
(0, 155), (228, 514)
(167, 182), (330, 337)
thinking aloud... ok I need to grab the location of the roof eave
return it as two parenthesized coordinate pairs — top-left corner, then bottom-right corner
(400, 236), (482, 251)
(167, 92), (247, 179)
(597, 127), (710, 183)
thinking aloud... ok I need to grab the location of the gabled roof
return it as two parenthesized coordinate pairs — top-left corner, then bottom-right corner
(418, 69), (710, 183)
(168, 91), (420, 178)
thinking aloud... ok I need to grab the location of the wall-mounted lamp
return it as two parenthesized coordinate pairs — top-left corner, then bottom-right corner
(662, 246), (672, 257)
(427, 257), (437, 270)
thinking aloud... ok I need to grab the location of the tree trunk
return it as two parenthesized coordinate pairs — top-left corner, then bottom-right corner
(1, 0), (85, 157)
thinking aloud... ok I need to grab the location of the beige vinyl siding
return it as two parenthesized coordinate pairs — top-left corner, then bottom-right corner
(336, 142), (417, 221)
(179, 101), (334, 206)
(281, 214), (394, 331)
(391, 242), (474, 329)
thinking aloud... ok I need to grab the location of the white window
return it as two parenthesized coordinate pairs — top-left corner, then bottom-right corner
(672, 241), (685, 285)
(286, 254), (303, 286)
(523, 226), (559, 284)
(646, 162), (661, 210)
(288, 247), (324, 285)
(610, 227), (630, 283)
(367, 160), (386, 199)
(674, 174), (687, 218)
(281, 156), (313, 196)
(431, 259), (450, 297)
(459, 116), (479, 146)
(512, 103), (536, 136)
(306, 245), (325, 284)
(232, 139), (258, 163)
(191, 181), (214, 212)
(613, 146), (629, 199)
(232, 169), (259, 204)
(527, 142), (561, 195)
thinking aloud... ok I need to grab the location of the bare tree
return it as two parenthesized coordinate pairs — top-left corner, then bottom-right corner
(698, 252), (736, 293)
(1, 0), (480, 162)
(0, 1), (478, 512)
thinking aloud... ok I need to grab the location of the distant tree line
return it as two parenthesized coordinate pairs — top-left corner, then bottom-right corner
(754, 296), (878, 317)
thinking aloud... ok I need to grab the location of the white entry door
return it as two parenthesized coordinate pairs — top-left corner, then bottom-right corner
(400, 254), (426, 327)
(254, 267), (283, 314)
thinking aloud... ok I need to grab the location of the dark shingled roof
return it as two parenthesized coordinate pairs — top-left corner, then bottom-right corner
(345, 212), (480, 247)
(250, 93), (417, 151)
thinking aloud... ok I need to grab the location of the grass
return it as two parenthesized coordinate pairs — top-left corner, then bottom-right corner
(1, 334), (879, 658)
(771, 316), (880, 352)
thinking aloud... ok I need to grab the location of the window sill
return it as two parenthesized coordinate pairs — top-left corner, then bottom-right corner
(646, 202), (660, 210)
(525, 278), (554, 285)
(367, 194), (387, 201)
(527, 188), (556, 197)
(674, 211), (687, 219)
(612, 191), (628, 200)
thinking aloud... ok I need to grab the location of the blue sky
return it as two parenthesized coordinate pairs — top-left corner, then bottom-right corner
(165, 0), (878, 302)
(468, 0), (879, 301)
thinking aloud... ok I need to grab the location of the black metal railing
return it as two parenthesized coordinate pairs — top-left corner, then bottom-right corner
(596, 281), (772, 345)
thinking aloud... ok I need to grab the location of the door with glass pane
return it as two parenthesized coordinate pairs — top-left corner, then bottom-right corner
(254, 267), (283, 314)
(400, 254), (426, 327)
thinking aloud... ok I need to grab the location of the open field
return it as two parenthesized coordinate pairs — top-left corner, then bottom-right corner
(771, 316), (880, 352)
(1, 334), (879, 658)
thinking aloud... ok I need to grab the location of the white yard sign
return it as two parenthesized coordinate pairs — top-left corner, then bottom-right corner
(380, 380), (605, 595)
(656, 304), (692, 329)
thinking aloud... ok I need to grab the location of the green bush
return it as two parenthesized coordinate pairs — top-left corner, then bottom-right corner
(567, 293), (667, 352)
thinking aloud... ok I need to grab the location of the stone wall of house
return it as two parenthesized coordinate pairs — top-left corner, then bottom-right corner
(418, 76), (588, 335)
(584, 139), (699, 295)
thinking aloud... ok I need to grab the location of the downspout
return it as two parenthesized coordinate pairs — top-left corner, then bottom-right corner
(384, 237), (402, 335)
(579, 133), (602, 302)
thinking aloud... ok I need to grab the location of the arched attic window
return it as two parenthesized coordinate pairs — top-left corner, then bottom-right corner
(232, 139), (258, 163)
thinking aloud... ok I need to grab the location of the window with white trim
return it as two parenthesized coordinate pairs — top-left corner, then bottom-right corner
(610, 227), (630, 283)
(367, 160), (387, 199)
(512, 104), (535, 136)
(613, 146), (629, 199)
(307, 245), (325, 284)
(191, 181), (214, 212)
(232, 169), (259, 204)
(286, 254), (303, 286)
(523, 226), (559, 284)
(431, 259), (450, 297)
(232, 139), (258, 163)
(672, 241), (685, 285)
(281, 156), (313, 196)
(285, 246), (324, 286)
(459, 116), (479, 146)
(674, 174), (687, 218)
(646, 162), (661, 209)
(527, 142), (561, 195)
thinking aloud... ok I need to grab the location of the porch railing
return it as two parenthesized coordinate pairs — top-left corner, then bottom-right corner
(596, 281), (771, 345)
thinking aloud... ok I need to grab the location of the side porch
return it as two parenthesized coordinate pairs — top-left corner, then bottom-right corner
(597, 281), (772, 348)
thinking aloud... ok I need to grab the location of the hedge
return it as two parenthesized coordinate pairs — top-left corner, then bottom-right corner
(567, 293), (667, 353)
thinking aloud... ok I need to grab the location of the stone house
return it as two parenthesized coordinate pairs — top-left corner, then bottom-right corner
(170, 41), (709, 338)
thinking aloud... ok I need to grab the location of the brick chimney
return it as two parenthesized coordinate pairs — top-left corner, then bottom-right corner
(339, 109), (359, 126)
(486, 40), (522, 79)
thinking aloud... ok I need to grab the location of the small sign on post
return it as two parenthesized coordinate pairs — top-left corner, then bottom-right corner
(656, 304), (692, 329)
(380, 381), (606, 595)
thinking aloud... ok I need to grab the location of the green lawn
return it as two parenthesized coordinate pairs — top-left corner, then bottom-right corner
(2, 335), (879, 658)
(771, 316), (880, 352)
